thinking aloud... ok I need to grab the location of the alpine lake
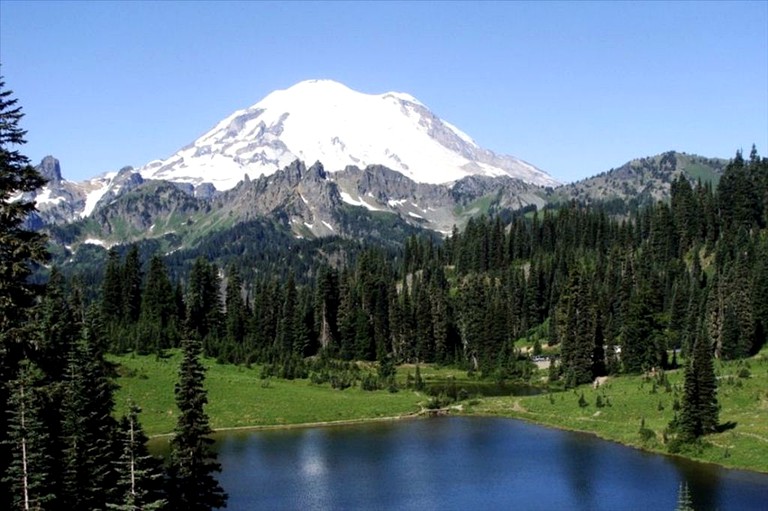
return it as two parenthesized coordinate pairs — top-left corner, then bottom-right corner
(153, 416), (768, 510)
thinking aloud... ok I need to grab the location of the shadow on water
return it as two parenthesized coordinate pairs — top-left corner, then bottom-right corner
(562, 434), (597, 511)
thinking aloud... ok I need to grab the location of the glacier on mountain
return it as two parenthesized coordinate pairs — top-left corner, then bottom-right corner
(139, 79), (558, 190)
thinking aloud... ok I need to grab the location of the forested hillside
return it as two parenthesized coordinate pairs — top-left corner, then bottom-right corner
(87, 148), (766, 375)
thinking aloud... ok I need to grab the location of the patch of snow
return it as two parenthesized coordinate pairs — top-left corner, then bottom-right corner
(321, 220), (335, 232)
(83, 238), (107, 247)
(407, 212), (424, 219)
(339, 191), (383, 211)
(304, 222), (314, 229)
(81, 175), (116, 217)
(299, 193), (309, 205)
(35, 188), (65, 205)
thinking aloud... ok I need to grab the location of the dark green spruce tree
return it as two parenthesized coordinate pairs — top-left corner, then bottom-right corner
(60, 307), (119, 510)
(3, 361), (55, 510)
(674, 320), (719, 441)
(0, 77), (51, 509)
(167, 338), (227, 510)
(109, 403), (166, 511)
(557, 266), (595, 387)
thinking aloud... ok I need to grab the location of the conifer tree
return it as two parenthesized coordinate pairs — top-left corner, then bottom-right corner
(60, 307), (119, 510)
(109, 403), (166, 511)
(3, 361), (55, 510)
(139, 254), (178, 354)
(224, 265), (247, 352)
(122, 245), (143, 324)
(557, 267), (594, 387)
(314, 266), (339, 352)
(167, 338), (227, 510)
(102, 248), (125, 325)
(675, 321), (718, 440)
(0, 77), (50, 509)
(186, 258), (223, 349)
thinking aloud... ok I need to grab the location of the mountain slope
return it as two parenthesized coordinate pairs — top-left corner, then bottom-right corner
(550, 151), (726, 206)
(139, 79), (557, 190)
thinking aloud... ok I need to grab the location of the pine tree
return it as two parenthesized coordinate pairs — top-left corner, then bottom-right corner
(166, 338), (227, 510)
(224, 265), (247, 356)
(102, 248), (125, 324)
(314, 266), (339, 352)
(139, 254), (177, 354)
(275, 273), (298, 356)
(0, 77), (51, 510)
(675, 321), (719, 440)
(557, 267), (595, 387)
(108, 403), (166, 511)
(122, 245), (143, 324)
(59, 308), (119, 510)
(186, 258), (223, 349)
(3, 361), (55, 510)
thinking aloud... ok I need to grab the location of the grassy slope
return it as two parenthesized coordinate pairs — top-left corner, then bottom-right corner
(112, 349), (768, 473)
(464, 349), (768, 473)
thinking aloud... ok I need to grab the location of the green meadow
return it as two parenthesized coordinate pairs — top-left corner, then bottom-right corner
(112, 348), (768, 473)
(111, 352), (424, 436)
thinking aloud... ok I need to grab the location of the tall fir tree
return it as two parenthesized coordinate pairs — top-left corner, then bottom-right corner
(557, 267), (595, 387)
(139, 254), (178, 354)
(109, 403), (166, 511)
(167, 338), (227, 510)
(0, 77), (50, 509)
(674, 320), (719, 440)
(60, 307), (119, 510)
(122, 245), (143, 324)
(3, 361), (55, 510)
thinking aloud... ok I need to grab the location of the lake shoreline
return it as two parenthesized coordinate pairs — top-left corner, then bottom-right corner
(460, 407), (768, 475)
(150, 405), (767, 475)
(149, 409), (429, 440)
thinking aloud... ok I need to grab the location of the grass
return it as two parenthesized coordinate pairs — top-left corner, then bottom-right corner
(112, 348), (768, 473)
(463, 349), (768, 473)
(110, 352), (424, 437)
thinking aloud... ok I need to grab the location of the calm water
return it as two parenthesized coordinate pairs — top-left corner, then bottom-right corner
(198, 417), (768, 510)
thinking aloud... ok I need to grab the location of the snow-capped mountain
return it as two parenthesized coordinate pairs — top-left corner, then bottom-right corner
(140, 79), (558, 190)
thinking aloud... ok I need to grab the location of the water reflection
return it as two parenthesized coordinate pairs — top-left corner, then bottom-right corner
(561, 434), (597, 511)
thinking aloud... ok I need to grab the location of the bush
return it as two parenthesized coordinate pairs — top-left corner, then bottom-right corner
(639, 418), (655, 442)
(426, 393), (453, 410)
(578, 392), (588, 408)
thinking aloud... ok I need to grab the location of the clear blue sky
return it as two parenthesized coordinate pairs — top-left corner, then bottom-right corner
(1, 0), (766, 183)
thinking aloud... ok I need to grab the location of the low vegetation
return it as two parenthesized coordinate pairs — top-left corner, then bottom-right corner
(465, 348), (768, 473)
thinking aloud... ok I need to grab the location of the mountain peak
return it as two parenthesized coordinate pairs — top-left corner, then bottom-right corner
(140, 80), (558, 190)
(38, 155), (63, 184)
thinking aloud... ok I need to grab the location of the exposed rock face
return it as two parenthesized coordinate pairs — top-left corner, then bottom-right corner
(551, 151), (727, 205)
(38, 155), (63, 185)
